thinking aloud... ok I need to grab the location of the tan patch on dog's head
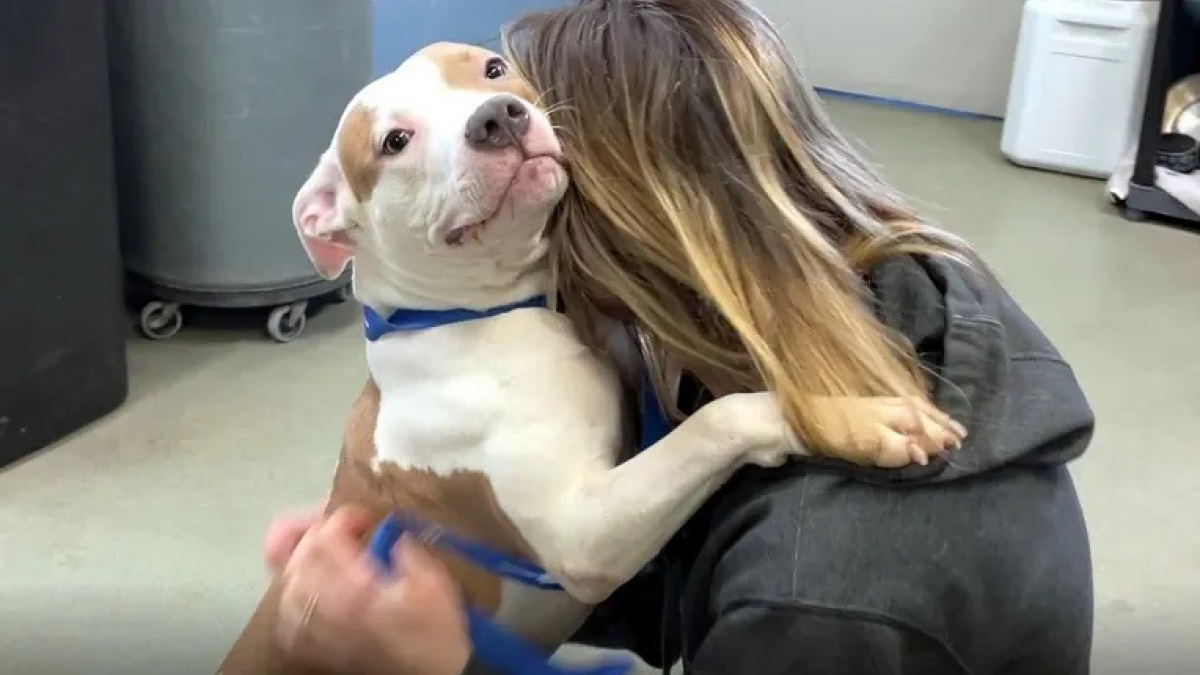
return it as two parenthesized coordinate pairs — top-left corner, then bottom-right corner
(331, 43), (539, 207)
(337, 104), (380, 202)
(420, 41), (538, 103)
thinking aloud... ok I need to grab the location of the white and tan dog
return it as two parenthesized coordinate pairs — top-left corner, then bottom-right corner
(217, 42), (962, 674)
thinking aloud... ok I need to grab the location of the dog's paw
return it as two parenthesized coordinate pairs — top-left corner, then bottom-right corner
(812, 396), (967, 468)
(742, 446), (794, 469)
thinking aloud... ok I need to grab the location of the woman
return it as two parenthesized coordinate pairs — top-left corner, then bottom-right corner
(268, 1), (1096, 673)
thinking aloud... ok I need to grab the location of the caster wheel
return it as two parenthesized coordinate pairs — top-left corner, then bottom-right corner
(139, 301), (183, 340)
(267, 303), (307, 343)
(1123, 207), (1147, 222)
(332, 284), (354, 304)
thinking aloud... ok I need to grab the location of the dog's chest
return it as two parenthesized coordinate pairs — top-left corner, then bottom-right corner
(364, 310), (586, 470)
(346, 310), (623, 643)
(368, 345), (509, 471)
(374, 366), (499, 465)
(340, 377), (543, 618)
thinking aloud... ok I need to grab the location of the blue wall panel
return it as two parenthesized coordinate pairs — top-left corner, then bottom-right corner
(372, 0), (564, 77)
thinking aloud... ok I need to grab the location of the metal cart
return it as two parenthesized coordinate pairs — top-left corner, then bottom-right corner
(1122, 0), (1200, 228)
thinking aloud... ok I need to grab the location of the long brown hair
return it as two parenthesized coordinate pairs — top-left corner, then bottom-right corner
(503, 0), (975, 460)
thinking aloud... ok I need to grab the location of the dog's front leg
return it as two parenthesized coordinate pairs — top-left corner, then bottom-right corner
(528, 392), (799, 604)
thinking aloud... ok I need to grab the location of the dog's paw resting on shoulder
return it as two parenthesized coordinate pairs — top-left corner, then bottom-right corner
(808, 395), (967, 468)
(691, 392), (966, 471)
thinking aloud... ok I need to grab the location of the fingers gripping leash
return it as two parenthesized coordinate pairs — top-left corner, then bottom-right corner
(366, 516), (635, 675)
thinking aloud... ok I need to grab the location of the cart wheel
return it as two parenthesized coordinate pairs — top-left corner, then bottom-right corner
(267, 303), (307, 343)
(1122, 207), (1147, 222)
(139, 301), (183, 341)
(332, 284), (354, 304)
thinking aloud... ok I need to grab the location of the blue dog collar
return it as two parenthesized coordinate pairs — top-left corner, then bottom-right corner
(363, 295), (550, 341)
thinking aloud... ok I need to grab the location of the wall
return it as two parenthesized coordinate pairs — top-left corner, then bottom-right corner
(750, 0), (1024, 117)
(372, 0), (563, 77)
(369, 0), (1024, 117)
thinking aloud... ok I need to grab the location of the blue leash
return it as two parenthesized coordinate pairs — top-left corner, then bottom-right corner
(361, 296), (673, 675)
(372, 513), (563, 591)
(367, 517), (634, 675)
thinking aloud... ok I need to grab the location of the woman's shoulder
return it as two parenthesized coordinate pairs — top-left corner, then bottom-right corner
(865, 250), (1072, 366)
(860, 252), (960, 353)
(862, 251), (982, 317)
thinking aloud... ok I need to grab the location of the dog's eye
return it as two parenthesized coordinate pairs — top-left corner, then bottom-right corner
(484, 58), (508, 80)
(381, 130), (411, 156)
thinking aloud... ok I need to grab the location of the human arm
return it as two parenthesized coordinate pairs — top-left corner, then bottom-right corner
(263, 499), (328, 574)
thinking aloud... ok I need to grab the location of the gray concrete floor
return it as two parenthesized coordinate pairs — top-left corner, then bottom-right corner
(2, 99), (1199, 674)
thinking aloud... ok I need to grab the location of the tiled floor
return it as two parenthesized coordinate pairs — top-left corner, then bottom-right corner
(2, 98), (1199, 674)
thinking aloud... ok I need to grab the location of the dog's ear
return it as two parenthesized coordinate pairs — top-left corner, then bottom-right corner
(292, 149), (354, 281)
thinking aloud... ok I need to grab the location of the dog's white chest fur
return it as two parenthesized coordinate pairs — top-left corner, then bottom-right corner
(366, 307), (623, 491)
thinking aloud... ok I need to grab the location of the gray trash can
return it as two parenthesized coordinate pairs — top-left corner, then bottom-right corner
(107, 0), (372, 342)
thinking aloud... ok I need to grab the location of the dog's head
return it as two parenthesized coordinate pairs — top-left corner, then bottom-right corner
(292, 42), (568, 308)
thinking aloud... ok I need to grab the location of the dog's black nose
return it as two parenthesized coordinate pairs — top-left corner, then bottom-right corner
(464, 95), (531, 150)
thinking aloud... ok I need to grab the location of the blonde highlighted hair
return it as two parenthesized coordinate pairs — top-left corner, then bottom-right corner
(503, 0), (975, 462)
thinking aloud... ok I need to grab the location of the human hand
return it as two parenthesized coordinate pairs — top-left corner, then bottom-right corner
(263, 498), (328, 575)
(275, 505), (472, 675)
